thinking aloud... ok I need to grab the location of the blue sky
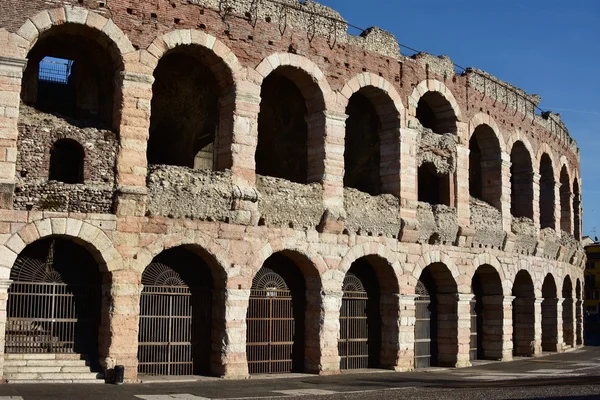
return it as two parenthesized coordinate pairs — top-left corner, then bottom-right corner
(318, 0), (600, 237)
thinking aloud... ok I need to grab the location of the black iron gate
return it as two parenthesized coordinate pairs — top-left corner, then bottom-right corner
(247, 268), (294, 374)
(414, 280), (432, 368)
(137, 262), (211, 376)
(469, 297), (478, 361)
(339, 273), (368, 370)
(6, 239), (100, 356)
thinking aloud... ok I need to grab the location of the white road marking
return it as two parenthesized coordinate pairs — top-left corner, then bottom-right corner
(0, 397), (24, 400)
(135, 395), (209, 400)
(274, 389), (338, 396)
(528, 369), (575, 374)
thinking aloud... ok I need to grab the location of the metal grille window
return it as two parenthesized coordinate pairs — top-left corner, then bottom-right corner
(469, 297), (478, 361)
(414, 280), (432, 369)
(6, 239), (100, 356)
(38, 57), (72, 84)
(339, 273), (369, 370)
(137, 262), (211, 376)
(247, 268), (294, 374)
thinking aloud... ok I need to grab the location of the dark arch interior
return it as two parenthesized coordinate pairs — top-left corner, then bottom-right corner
(148, 47), (222, 168)
(418, 162), (451, 206)
(512, 270), (535, 356)
(510, 141), (534, 219)
(573, 179), (581, 239)
(541, 274), (558, 352)
(469, 125), (501, 208)
(345, 259), (382, 367)
(416, 92), (457, 135)
(8, 237), (101, 362)
(539, 154), (556, 229)
(344, 92), (381, 195)
(48, 138), (85, 184)
(562, 276), (574, 346)
(471, 265), (503, 360)
(139, 246), (213, 376)
(559, 167), (572, 233)
(20, 24), (121, 129)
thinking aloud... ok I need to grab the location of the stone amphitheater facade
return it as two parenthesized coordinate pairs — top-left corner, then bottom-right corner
(0, 0), (585, 383)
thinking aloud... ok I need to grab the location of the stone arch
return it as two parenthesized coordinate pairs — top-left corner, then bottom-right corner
(573, 176), (582, 240)
(408, 79), (462, 134)
(541, 273), (559, 351)
(16, 6), (135, 59)
(411, 251), (461, 292)
(144, 30), (242, 170)
(468, 118), (504, 209)
(506, 131), (536, 163)
(512, 269), (536, 356)
(471, 253), (509, 295)
(338, 243), (399, 284)
(508, 136), (535, 220)
(536, 144), (559, 177)
(339, 73), (404, 196)
(539, 152), (556, 230)
(559, 164), (572, 234)
(467, 113), (506, 152)
(0, 218), (122, 278)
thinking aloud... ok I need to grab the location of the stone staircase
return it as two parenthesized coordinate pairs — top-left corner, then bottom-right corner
(4, 354), (105, 383)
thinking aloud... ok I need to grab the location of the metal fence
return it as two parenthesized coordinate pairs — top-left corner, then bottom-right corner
(339, 290), (369, 370)
(38, 58), (72, 84)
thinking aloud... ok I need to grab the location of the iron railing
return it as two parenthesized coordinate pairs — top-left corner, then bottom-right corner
(339, 290), (369, 370)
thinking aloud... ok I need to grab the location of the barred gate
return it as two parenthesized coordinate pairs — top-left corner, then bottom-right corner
(469, 297), (478, 361)
(339, 273), (369, 370)
(414, 280), (432, 368)
(137, 262), (211, 376)
(247, 268), (294, 374)
(5, 239), (100, 356)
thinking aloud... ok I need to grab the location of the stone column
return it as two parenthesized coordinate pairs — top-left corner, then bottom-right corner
(576, 299), (583, 346)
(114, 71), (154, 217)
(562, 296), (575, 347)
(500, 155), (512, 232)
(393, 293), (418, 371)
(213, 288), (250, 379)
(0, 57), (27, 209)
(482, 295), (514, 361)
(553, 182), (561, 232)
(456, 293), (473, 367)
(305, 289), (342, 374)
(541, 297), (561, 352)
(556, 297), (564, 351)
(513, 296), (537, 356)
(99, 270), (142, 383)
(398, 126), (419, 241)
(455, 146), (470, 228)
(436, 293), (470, 367)
(533, 298), (543, 355)
(0, 279), (12, 381)
(316, 111), (346, 233)
(532, 172), (541, 232)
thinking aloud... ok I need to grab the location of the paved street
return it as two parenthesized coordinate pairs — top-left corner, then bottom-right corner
(0, 347), (600, 400)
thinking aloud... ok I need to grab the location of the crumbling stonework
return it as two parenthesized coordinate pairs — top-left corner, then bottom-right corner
(343, 188), (400, 237)
(470, 198), (505, 249)
(0, 0), (584, 385)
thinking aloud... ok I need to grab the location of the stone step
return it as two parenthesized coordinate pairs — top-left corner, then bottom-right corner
(5, 365), (94, 373)
(5, 359), (92, 367)
(5, 372), (104, 382)
(6, 379), (105, 384)
(5, 353), (87, 361)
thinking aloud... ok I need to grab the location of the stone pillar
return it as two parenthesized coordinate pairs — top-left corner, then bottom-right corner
(500, 155), (512, 232)
(213, 288), (250, 379)
(482, 295), (514, 361)
(456, 293), (473, 367)
(0, 279), (12, 381)
(317, 111), (346, 233)
(455, 146), (470, 227)
(553, 182), (561, 232)
(513, 296), (537, 356)
(99, 270), (142, 383)
(541, 296), (563, 352)
(562, 296), (575, 347)
(436, 293), (470, 367)
(305, 289), (342, 374)
(532, 172), (541, 232)
(556, 297), (564, 351)
(397, 293), (419, 371)
(114, 71), (154, 217)
(576, 299), (584, 346)
(379, 293), (417, 371)
(0, 57), (27, 209)
(533, 298), (543, 355)
(398, 127), (419, 241)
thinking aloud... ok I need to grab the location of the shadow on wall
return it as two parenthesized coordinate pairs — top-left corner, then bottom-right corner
(584, 316), (600, 346)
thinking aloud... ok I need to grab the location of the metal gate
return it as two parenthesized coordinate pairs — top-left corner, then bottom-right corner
(247, 268), (294, 374)
(469, 297), (478, 361)
(6, 239), (98, 355)
(414, 280), (432, 368)
(138, 262), (211, 376)
(339, 273), (368, 370)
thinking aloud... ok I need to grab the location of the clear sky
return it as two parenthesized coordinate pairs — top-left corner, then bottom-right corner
(318, 0), (600, 237)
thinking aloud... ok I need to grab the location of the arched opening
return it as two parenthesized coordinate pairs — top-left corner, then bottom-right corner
(414, 263), (458, 368)
(559, 167), (572, 234)
(541, 274), (558, 352)
(418, 162), (451, 206)
(510, 141), (534, 219)
(138, 246), (214, 376)
(540, 154), (556, 230)
(247, 253), (309, 374)
(562, 276), (574, 347)
(148, 45), (228, 168)
(6, 238), (102, 373)
(469, 125), (502, 208)
(344, 88), (400, 196)
(576, 279), (583, 345)
(415, 92), (457, 135)
(470, 265), (503, 361)
(48, 139), (85, 183)
(512, 270), (535, 356)
(573, 179), (581, 240)
(256, 66), (325, 184)
(20, 24), (122, 128)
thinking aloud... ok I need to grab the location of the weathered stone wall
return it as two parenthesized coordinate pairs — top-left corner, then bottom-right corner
(470, 198), (505, 249)
(417, 202), (459, 244)
(14, 104), (117, 213)
(344, 188), (400, 237)
(417, 126), (457, 174)
(511, 217), (538, 255)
